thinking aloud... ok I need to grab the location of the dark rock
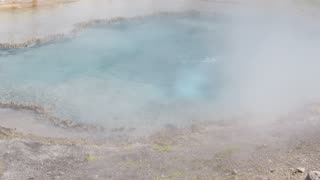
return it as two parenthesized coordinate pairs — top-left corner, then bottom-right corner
(297, 167), (306, 173)
(291, 167), (306, 174)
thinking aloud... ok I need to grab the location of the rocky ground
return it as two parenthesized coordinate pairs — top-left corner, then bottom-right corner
(0, 104), (320, 180)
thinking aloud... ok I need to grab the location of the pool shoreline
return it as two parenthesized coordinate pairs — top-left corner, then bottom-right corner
(0, 11), (206, 49)
(2, 0), (288, 46)
(1, 0), (319, 48)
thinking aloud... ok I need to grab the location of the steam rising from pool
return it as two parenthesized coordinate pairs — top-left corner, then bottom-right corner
(1, 7), (320, 128)
(0, 13), (226, 128)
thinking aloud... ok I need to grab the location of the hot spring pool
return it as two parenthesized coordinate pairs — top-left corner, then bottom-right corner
(0, 13), (228, 128)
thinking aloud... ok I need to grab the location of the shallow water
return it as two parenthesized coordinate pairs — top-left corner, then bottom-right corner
(0, 13), (227, 128)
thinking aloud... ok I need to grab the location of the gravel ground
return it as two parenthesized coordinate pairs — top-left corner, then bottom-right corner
(0, 104), (320, 180)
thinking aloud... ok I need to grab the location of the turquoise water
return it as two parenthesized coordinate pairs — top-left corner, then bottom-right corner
(0, 13), (227, 128)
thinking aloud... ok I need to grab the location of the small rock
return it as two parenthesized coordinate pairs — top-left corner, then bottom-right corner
(297, 167), (306, 173)
(306, 171), (320, 180)
(191, 124), (201, 133)
(232, 169), (238, 175)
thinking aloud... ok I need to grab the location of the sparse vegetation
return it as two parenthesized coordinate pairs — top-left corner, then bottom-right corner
(152, 144), (172, 152)
(85, 154), (97, 162)
(214, 147), (240, 160)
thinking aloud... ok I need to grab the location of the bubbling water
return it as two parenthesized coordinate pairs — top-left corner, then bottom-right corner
(0, 13), (226, 128)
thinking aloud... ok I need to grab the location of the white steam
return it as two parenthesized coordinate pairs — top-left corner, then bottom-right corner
(215, 0), (320, 115)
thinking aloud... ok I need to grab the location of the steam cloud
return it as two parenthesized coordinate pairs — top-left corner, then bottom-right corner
(212, 0), (320, 115)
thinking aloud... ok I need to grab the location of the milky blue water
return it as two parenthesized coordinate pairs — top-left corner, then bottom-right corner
(0, 13), (227, 128)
